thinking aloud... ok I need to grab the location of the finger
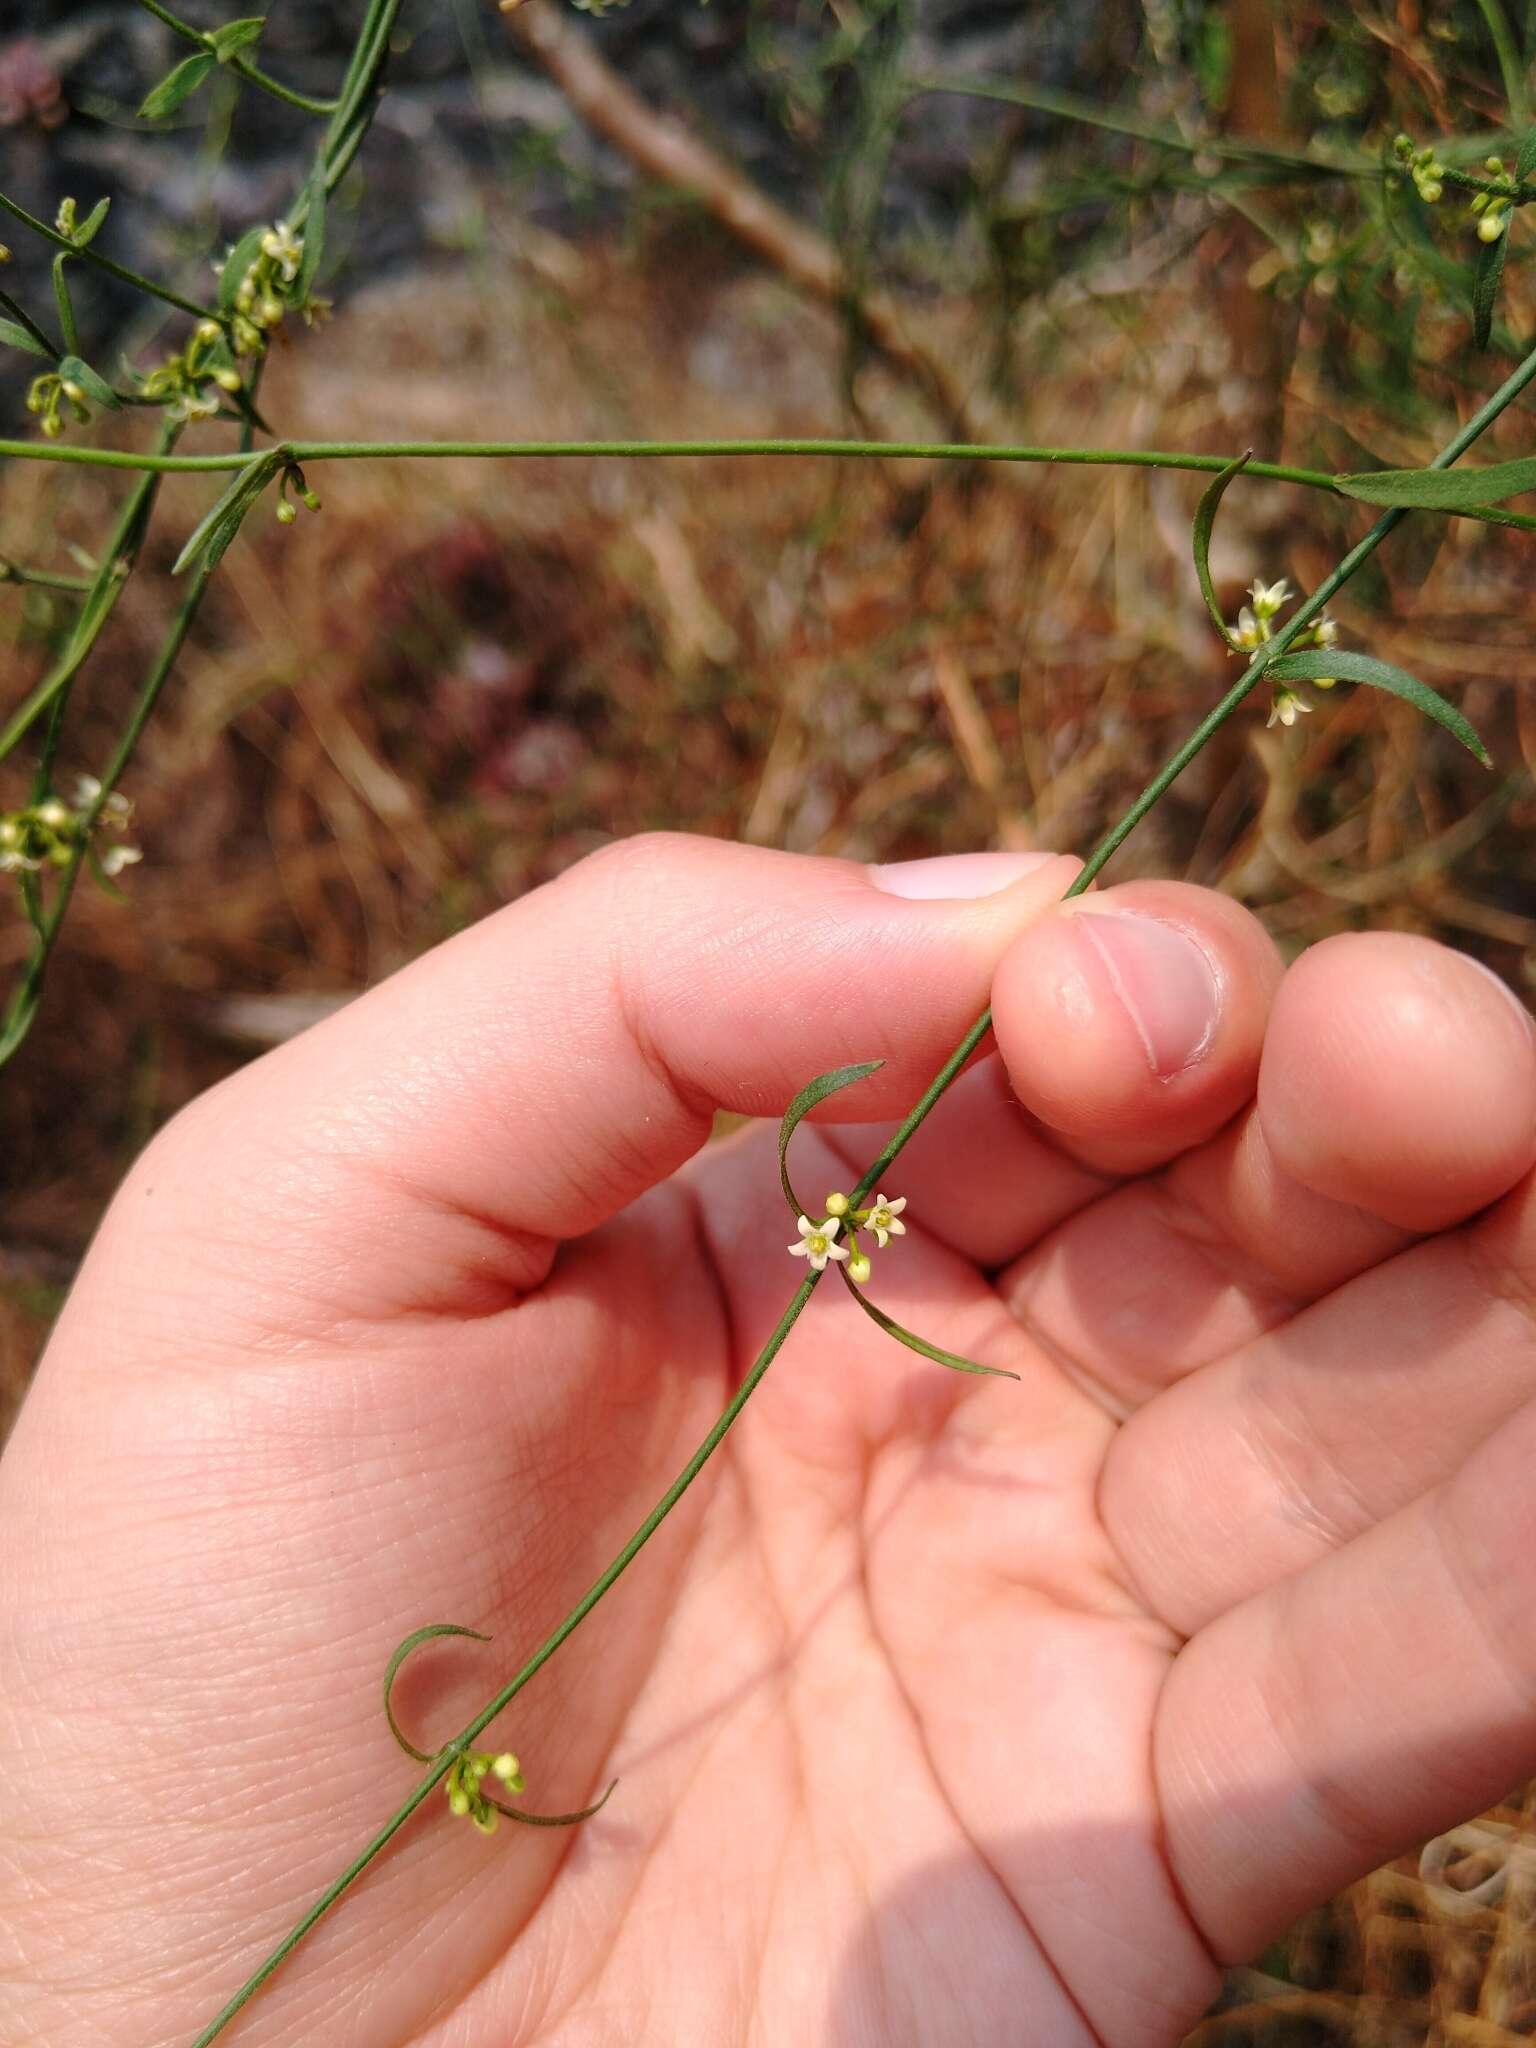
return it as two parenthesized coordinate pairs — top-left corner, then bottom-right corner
(78, 837), (1078, 1335)
(819, 881), (1285, 1271)
(1155, 1384), (1536, 1965)
(1104, 1166), (1536, 1635)
(997, 932), (1536, 1412)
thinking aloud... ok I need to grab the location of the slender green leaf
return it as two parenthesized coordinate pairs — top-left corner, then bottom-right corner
(1191, 449), (1250, 647)
(58, 354), (122, 412)
(73, 196), (111, 248)
(296, 166), (326, 297)
(839, 1268), (1019, 1380)
(139, 51), (216, 119)
(383, 1622), (489, 1763)
(1472, 226), (1510, 352)
(0, 318), (49, 359)
(217, 223), (267, 312)
(1335, 457), (1536, 511)
(1517, 127), (1536, 181)
(1264, 649), (1491, 766)
(172, 453), (282, 575)
(484, 1779), (618, 1829)
(209, 16), (266, 60)
(778, 1060), (883, 1218)
(51, 254), (77, 355)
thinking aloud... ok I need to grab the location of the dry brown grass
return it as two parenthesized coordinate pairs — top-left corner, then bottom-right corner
(2, 209), (1535, 2041)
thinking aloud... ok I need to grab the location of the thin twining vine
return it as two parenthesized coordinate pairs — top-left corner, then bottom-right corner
(3, 10), (1535, 2036)
(181, 329), (1536, 2046)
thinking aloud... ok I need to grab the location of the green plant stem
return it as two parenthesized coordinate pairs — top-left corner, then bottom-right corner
(0, 561), (93, 593)
(0, 425), (178, 769)
(905, 75), (1370, 178)
(187, 1273), (820, 2048)
(0, 288), (61, 360)
(0, 559), (212, 1066)
(134, 0), (339, 115)
(1474, 0), (1533, 130)
(4, 436), (1533, 532)
(191, 329), (1536, 2046)
(0, 193), (214, 324)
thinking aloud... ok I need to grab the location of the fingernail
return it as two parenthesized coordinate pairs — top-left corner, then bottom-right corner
(871, 851), (1056, 901)
(1463, 954), (1534, 1040)
(1072, 910), (1221, 1078)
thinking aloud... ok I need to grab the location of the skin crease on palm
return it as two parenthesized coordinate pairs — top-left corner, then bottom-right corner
(3, 837), (1536, 2048)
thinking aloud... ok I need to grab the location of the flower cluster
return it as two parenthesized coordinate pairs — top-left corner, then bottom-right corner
(789, 1191), (907, 1286)
(1225, 576), (1339, 730)
(139, 319), (246, 424)
(444, 1747), (523, 1835)
(24, 369), (91, 440)
(217, 219), (322, 359)
(1395, 134), (1446, 203)
(0, 776), (140, 878)
(1469, 158), (1515, 244)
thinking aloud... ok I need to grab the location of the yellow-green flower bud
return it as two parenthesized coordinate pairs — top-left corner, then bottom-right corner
(824, 1191), (850, 1217)
(847, 1252), (872, 1286)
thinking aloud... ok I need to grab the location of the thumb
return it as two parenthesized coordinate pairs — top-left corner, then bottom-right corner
(77, 836), (1075, 1326)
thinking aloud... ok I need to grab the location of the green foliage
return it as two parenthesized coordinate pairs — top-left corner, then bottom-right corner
(1336, 457), (1536, 508)
(0, 319), (48, 359)
(1262, 649), (1491, 766)
(777, 1060), (882, 1217)
(57, 355), (121, 412)
(838, 1270), (1019, 1380)
(1192, 452), (1251, 649)
(208, 17), (266, 63)
(139, 52), (216, 120)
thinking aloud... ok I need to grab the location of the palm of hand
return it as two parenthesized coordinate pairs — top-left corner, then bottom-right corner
(4, 845), (1534, 2048)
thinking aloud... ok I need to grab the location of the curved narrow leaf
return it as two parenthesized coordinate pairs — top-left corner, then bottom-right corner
(0, 318), (50, 359)
(1191, 449), (1250, 647)
(210, 16), (266, 61)
(1517, 127), (1536, 182)
(1264, 649), (1490, 766)
(296, 164), (327, 298)
(485, 1778), (619, 1829)
(140, 51), (215, 120)
(838, 1266), (1019, 1381)
(218, 224), (267, 313)
(172, 452), (282, 575)
(383, 1622), (490, 1763)
(74, 197), (111, 249)
(1472, 226), (1510, 352)
(51, 254), (77, 355)
(58, 354), (122, 412)
(778, 1059), (883, 1218)
(1335, 457), (1536, 512)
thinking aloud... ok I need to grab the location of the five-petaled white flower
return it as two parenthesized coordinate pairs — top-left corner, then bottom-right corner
(789, 1215), (849, 1271)
(866, 1194), (907, 1247)
(1248, 576), (1293, 620)
(1267, 688), (1312, 729)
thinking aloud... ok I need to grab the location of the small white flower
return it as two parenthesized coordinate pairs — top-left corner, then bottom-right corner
(1248, 577), (1293, 620)
(866, 1194), (907, 1248)
(260, 221), (303, 283)
(1231, 605), (1262, 650)
(1313, 614), (1339, 647)
(788, 1215), (849, 1272)
(1266, 689), (1312, 729)
(100, 843), (142, 877)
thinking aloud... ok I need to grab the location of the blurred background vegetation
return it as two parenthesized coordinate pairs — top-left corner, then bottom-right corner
(3, 1), (1536, 2036)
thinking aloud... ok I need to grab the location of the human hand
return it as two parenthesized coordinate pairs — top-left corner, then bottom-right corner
(3, 834), (1533, 2047)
